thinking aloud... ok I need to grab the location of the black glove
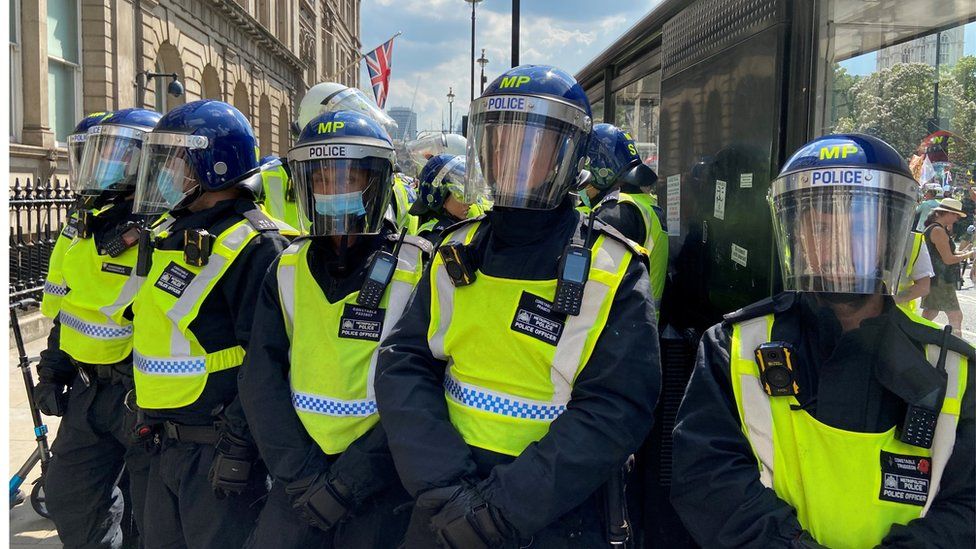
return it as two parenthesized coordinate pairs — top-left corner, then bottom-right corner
(208, 431), (257, 498)
(792, 531), (830, 549)
(428, 484), (515, 549)
(285, 473), (353, 532)
(34, 381), (69, 417)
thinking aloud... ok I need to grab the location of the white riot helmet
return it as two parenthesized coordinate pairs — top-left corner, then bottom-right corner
(293, 82), (397, 137)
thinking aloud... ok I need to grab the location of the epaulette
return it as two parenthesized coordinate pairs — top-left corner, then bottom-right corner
(435, 215), (487, 248)
(387, 233), (434, 256)
(722, 292), (800, 325)
(241, 207), (281, 233)
(592, 218), (648, 259)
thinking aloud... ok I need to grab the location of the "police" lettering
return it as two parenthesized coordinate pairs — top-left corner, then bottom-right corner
(308, 145), (347, 158)
(811, 170), (864, 185)
(486, 96), (526, 111)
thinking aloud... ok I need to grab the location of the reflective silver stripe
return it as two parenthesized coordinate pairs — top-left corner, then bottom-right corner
(292, 390), (377, 417)
(133, 351), (206, 376)
(736, 316), (776, 488)
(921, 345), (962, 516)
(59, 311), (132, 340)
(365, 241), (424, 399)
(44, 281), (68, 296)
(549, 238), (627, 404)
(276, 241), (305, 334)
(429, 223), (480, 360)
(264, 172), (286, 216)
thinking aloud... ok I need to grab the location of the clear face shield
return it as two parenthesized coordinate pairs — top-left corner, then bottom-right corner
(465, 96), (591, 210)
(133, 133), (210, 215)
(769, 168), (919, 295)
(288, 142), (395, 236)
(315, 87), (397, 135)
(68, 133), (88, 184)
(404, 134), (467, 175)
(75, 125), (148, 200)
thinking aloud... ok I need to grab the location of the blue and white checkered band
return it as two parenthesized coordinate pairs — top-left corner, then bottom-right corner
(44, 281), (68, 297)
(134, 353), (207, 376)
(291, 391), (378, 417)
(444, 374), (566, 421)
(59, 311), (132, 340)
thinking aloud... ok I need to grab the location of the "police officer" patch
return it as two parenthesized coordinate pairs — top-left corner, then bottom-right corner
(338, 304), (385, 341)
(879, 451), (930, 506)
(510, 291), (565, 345)
(154, 262), (196, 298)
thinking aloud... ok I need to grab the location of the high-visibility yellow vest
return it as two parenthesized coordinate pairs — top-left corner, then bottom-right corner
(730, 313), (968, 549)
(428, 220), (638, 456)
(897, 232), (925, 315)
(132, 215), (280, 409)
(261, 164), (301, 230)
(392, 175), (419, 235)
(277, 235), (427, 454)
(41, 211), (79, 318)
(607, 192), (668, 310)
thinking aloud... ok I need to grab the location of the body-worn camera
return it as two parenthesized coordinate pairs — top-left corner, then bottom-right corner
(439, 241), (476, 286)
(755, 342), (799, 397)
(184, 229), (213, 267)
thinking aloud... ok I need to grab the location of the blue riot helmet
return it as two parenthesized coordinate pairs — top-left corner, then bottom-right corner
(769, 134), (918, 294)
(409, 154), (467, 218)
(465, 65), (593, 210)
(288, 110), (395, 236)
(75, 108), (161, 207)
(134, 100), (261, 214)
(67, 112), (114, 183)
(586, 123), (658, 193)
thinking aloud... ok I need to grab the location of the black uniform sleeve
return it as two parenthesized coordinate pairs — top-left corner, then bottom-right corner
(375, 267), (480, 497)
(595, 201), (647, 244)
(479, 259), (660, 537)
(37, 319), (75, 384)
(670, 324), (804, 548)
(219, 231), (289, 442)
(879, 357), (975, 548)
(328, 422), (402, 506)
(238, 257), (330, 483)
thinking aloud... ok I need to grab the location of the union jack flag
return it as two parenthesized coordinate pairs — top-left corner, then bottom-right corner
(365, 38), (395, 109)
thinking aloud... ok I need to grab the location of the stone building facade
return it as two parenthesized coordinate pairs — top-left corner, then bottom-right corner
(9, 0), (360, 182)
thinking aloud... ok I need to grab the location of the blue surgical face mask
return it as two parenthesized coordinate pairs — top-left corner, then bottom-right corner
(94, 160), (127, 188)
(157, 167), (187, 206)
(314, 192), (367, 217)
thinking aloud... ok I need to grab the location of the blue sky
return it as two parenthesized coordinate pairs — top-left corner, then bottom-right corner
(359, 0), (662, 132)
(840, 21), (976, 76)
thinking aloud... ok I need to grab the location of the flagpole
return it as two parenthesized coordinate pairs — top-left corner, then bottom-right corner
(328, 31), (402, 83)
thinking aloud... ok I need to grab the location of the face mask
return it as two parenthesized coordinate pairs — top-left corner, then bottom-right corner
(94, 160), (127, 188)
(314, 192), (367, 217)
(157, 167), (188, 206)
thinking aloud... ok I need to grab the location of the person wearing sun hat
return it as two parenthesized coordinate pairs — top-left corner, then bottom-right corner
(921, 196), (974, 332)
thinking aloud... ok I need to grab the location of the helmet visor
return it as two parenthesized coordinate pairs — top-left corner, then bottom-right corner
(68, 134), (88, 183)
(76, 125), (147, 196)
(405, 134), (467, 172)
(769, 169), (918, 294)
(319, 88), (397, 134)
(465, 97), (590, 210)
(289, 145), (394, 236)
(133, 133), (209, 214)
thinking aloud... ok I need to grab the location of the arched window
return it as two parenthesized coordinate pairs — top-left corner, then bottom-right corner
(154, 42), (186, 112)
(259, 94), (272, 157)
(233, 81), (251, 121)
(202, 65), (221, 100)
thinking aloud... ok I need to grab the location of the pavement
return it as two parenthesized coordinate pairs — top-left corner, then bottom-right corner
(8, 335), (61, 547)
(6, 290), (975, 547)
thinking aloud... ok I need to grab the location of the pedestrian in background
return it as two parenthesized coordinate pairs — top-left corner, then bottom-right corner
(922, 198), (974, 332)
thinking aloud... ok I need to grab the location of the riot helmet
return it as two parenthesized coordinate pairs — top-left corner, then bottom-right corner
(294, 82), (397, 137)
(75, 108), (161, 207)
(288, 111), (395, 236)
(409, 154), (468, 219)
(586, 123), (658, 193)
(769, 134), (918, 295)
(134, 100), (261, 214)
(465, 65), (592, 210)
(403, 134), (467, 175)
(67, 112), (114, 183)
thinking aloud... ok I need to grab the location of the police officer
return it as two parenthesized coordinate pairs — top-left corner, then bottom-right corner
(409, 154), (475, 244)
(375, 65), (661, 547)
(258, 154), (301, 230)
(240, 110), (427, 547)
(37, 108), (160, 549)
(895, 230), (934, 314)
(129, 100), (290, 548)
(671, 134), (975, 548)
(586, 123), (669, 312)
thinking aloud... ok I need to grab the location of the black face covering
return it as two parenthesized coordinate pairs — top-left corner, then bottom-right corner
(818, 292), (875, 307)
(487, 196), (576, 249)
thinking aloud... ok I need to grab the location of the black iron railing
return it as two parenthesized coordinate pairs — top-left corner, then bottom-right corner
(9, 177), (76, 304)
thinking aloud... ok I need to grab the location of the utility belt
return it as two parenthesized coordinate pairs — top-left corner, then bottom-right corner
(74, 360), (133, 387)
(160, 420), (221, 445)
